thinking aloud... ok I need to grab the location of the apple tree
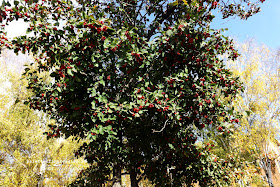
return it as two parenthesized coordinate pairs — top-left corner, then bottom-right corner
(0, 0), (265, 186)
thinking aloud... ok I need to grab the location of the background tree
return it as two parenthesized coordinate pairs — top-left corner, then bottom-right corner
(0, 0), (265, 186)
(213, 40), (280, 187)
(0, 54), (88, 186)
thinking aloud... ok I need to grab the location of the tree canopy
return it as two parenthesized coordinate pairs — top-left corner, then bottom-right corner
(0, 0), (265, 186)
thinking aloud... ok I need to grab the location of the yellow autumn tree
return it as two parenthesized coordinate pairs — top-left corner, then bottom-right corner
(0, 51), (89, 186)
(216, 40), (280, 187)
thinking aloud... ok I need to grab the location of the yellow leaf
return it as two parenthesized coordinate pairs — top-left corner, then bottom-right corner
(182, 0), (188, 5)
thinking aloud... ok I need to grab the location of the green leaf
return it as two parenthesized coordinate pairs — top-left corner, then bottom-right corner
(245, 110), (251, 116)
(110, 38), (119, 47)
(103, 38), (111, 48)
(91, 54), (96, 62)
(168, 143), (175, 150)
(166, 30), (173, 36)
(91, 102), (96, 109)
(99, 126), (104, 135)
(14, 0), (19, 6)
(99, 79), (105, 86)
(67, 69), (74, 76)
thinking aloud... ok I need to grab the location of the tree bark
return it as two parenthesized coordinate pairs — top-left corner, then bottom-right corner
(266, 158), (274, 187)
(113, 164), (122, 187)
(262, 157), (274, 187)
(130, 168), (139, 187)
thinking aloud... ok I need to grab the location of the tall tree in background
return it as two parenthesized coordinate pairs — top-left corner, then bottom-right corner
(217, 41), (280, 187)
(0, 56), (88, 186)
(0, 0), (265, 186)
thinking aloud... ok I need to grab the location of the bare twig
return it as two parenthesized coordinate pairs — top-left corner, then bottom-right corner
(134, 0), (144, 25)
(152, 119), (169, 133)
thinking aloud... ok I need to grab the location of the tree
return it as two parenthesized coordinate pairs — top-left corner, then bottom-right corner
(0, 0), (265, 186)
(0, 52), (88, 186)
(215, 40), (280, 187)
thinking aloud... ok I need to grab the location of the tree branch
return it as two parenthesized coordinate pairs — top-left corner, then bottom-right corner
(147, 5), (177, 40)
(134, 0), (144, 25)
(152, 119), (169, 133)
(121, 172), (130, 175)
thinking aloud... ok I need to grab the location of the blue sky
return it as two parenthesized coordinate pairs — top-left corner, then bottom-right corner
(211, 1), (280, 49)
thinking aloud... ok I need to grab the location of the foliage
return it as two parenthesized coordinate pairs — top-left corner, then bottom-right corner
(0, 0), (265, 186)
(213, 41), (280, 186)
(0, 56), (88, 186)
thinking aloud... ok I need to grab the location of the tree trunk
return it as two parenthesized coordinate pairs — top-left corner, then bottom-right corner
(113, 129), (123, 187)
(113, 164), (122, 187)
(130, 168), (139, 187)
(266, 158), (274, 187)
(262, 157), (274, 187)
